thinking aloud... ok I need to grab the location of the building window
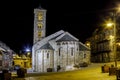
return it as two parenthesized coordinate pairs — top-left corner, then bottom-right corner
(47, 53), (49, 58)
(37, 12), (43, 20)
(0, 60), (2, 66)
(84, 53), (86, 58)
(38, 31), (42, 37)
(59, 48), (61, 56)
(37, 22), (43, 29)
(71, 48), (74, 56)
(77, 47), (79, 51)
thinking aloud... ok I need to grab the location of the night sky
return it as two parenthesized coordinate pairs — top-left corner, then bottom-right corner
(0, 0), (116, 53)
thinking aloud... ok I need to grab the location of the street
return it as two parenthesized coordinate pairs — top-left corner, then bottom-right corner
(12, 62), (119, 80)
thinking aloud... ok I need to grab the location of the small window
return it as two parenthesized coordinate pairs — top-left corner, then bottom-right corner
(71, 48), (74, 56)
(47, 53), (49, 58)
(59, 48), (61, 56)
(84, 54), (86, 58)
(37, 22), (43, 28)
(0, 60), (2, 66)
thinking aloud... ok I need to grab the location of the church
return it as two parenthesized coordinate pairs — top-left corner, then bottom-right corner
(32, 7), (91, 72)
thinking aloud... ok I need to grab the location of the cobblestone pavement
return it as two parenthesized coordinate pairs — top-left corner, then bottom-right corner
(12, 62), (118, 80)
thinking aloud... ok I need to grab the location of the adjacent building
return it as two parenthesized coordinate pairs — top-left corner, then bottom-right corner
(90, 18), (120, 63)
(0, 41), (13, 70)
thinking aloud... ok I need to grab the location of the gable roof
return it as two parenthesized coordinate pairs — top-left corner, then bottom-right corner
(0, 47), (6, 51)
(33, 30), (64, 50)
(55, 32), (79, 42)
(40, 43), (54, 50)
(33, 29), (91, 52)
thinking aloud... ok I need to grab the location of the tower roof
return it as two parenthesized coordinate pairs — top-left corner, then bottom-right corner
(37, 5), (44, 9)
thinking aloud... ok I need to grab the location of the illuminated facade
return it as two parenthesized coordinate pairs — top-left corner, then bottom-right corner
(13, 54), (32, 69)
(90, 11), (120, 63)
(33, 6), (46, 44)
(32, 7), (90, 72)
(90, 24), (120, 62)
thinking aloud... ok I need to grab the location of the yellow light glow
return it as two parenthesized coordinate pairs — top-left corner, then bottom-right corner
(109, 35), (114, 39)
(38, 12), (43, 20)
(117, 4), (120, 12)
(107, 23), (113, 27)
(117, 43), (120, 46)
(37, 22), (43, 28)
(38, 31), (42, 37)
(118, 7), (120, 10)
(86, 43), (90, 46)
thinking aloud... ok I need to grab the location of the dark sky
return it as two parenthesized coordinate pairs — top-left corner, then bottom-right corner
(0, 0), (115, 53)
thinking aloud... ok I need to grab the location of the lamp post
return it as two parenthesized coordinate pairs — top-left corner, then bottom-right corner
(113, 5), (120, 67)
(113, 11), (117, 68)
(106, 9), (119, 68)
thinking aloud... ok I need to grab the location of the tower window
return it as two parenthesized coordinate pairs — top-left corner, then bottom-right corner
(38, 31), (42, 37)
(37, 12), (43, 20)
(37, 22), (43, 28)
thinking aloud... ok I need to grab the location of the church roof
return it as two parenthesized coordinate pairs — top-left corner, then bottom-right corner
(33, 30), (80, 50)
(33, 30), (90, 52)
(55, 32), (79, 42)
(37, 5), (45, 10)
(33, 30), (64, 50)
(40, 43), (54, 50)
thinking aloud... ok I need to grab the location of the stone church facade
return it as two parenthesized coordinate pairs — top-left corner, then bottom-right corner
(32, 7), (90, 72)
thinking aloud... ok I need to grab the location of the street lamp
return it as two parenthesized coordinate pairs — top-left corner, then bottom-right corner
(112, 6), (120, 68)
(25, 48), (31, 57)
(106, 8), (119, 68)
(106, 22), (117, 66)
(113, 11), (117, 68)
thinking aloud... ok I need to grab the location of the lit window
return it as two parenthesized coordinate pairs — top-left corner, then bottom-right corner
(37, 12), (43, 20)
(38, 31), (42, 37)
(37, 22), (43, 28)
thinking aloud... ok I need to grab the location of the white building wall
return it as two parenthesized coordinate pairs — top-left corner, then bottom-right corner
(37, 50), (42, 72)
(79, 51), (84, 63)
(54, 50), (58, 72)
(74, 42), (80, 65)
(55, 41), (80, 71)
(38, 49), (54, 72)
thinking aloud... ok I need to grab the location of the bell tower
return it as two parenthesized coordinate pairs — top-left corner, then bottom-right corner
(33, 6), (46, 44)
